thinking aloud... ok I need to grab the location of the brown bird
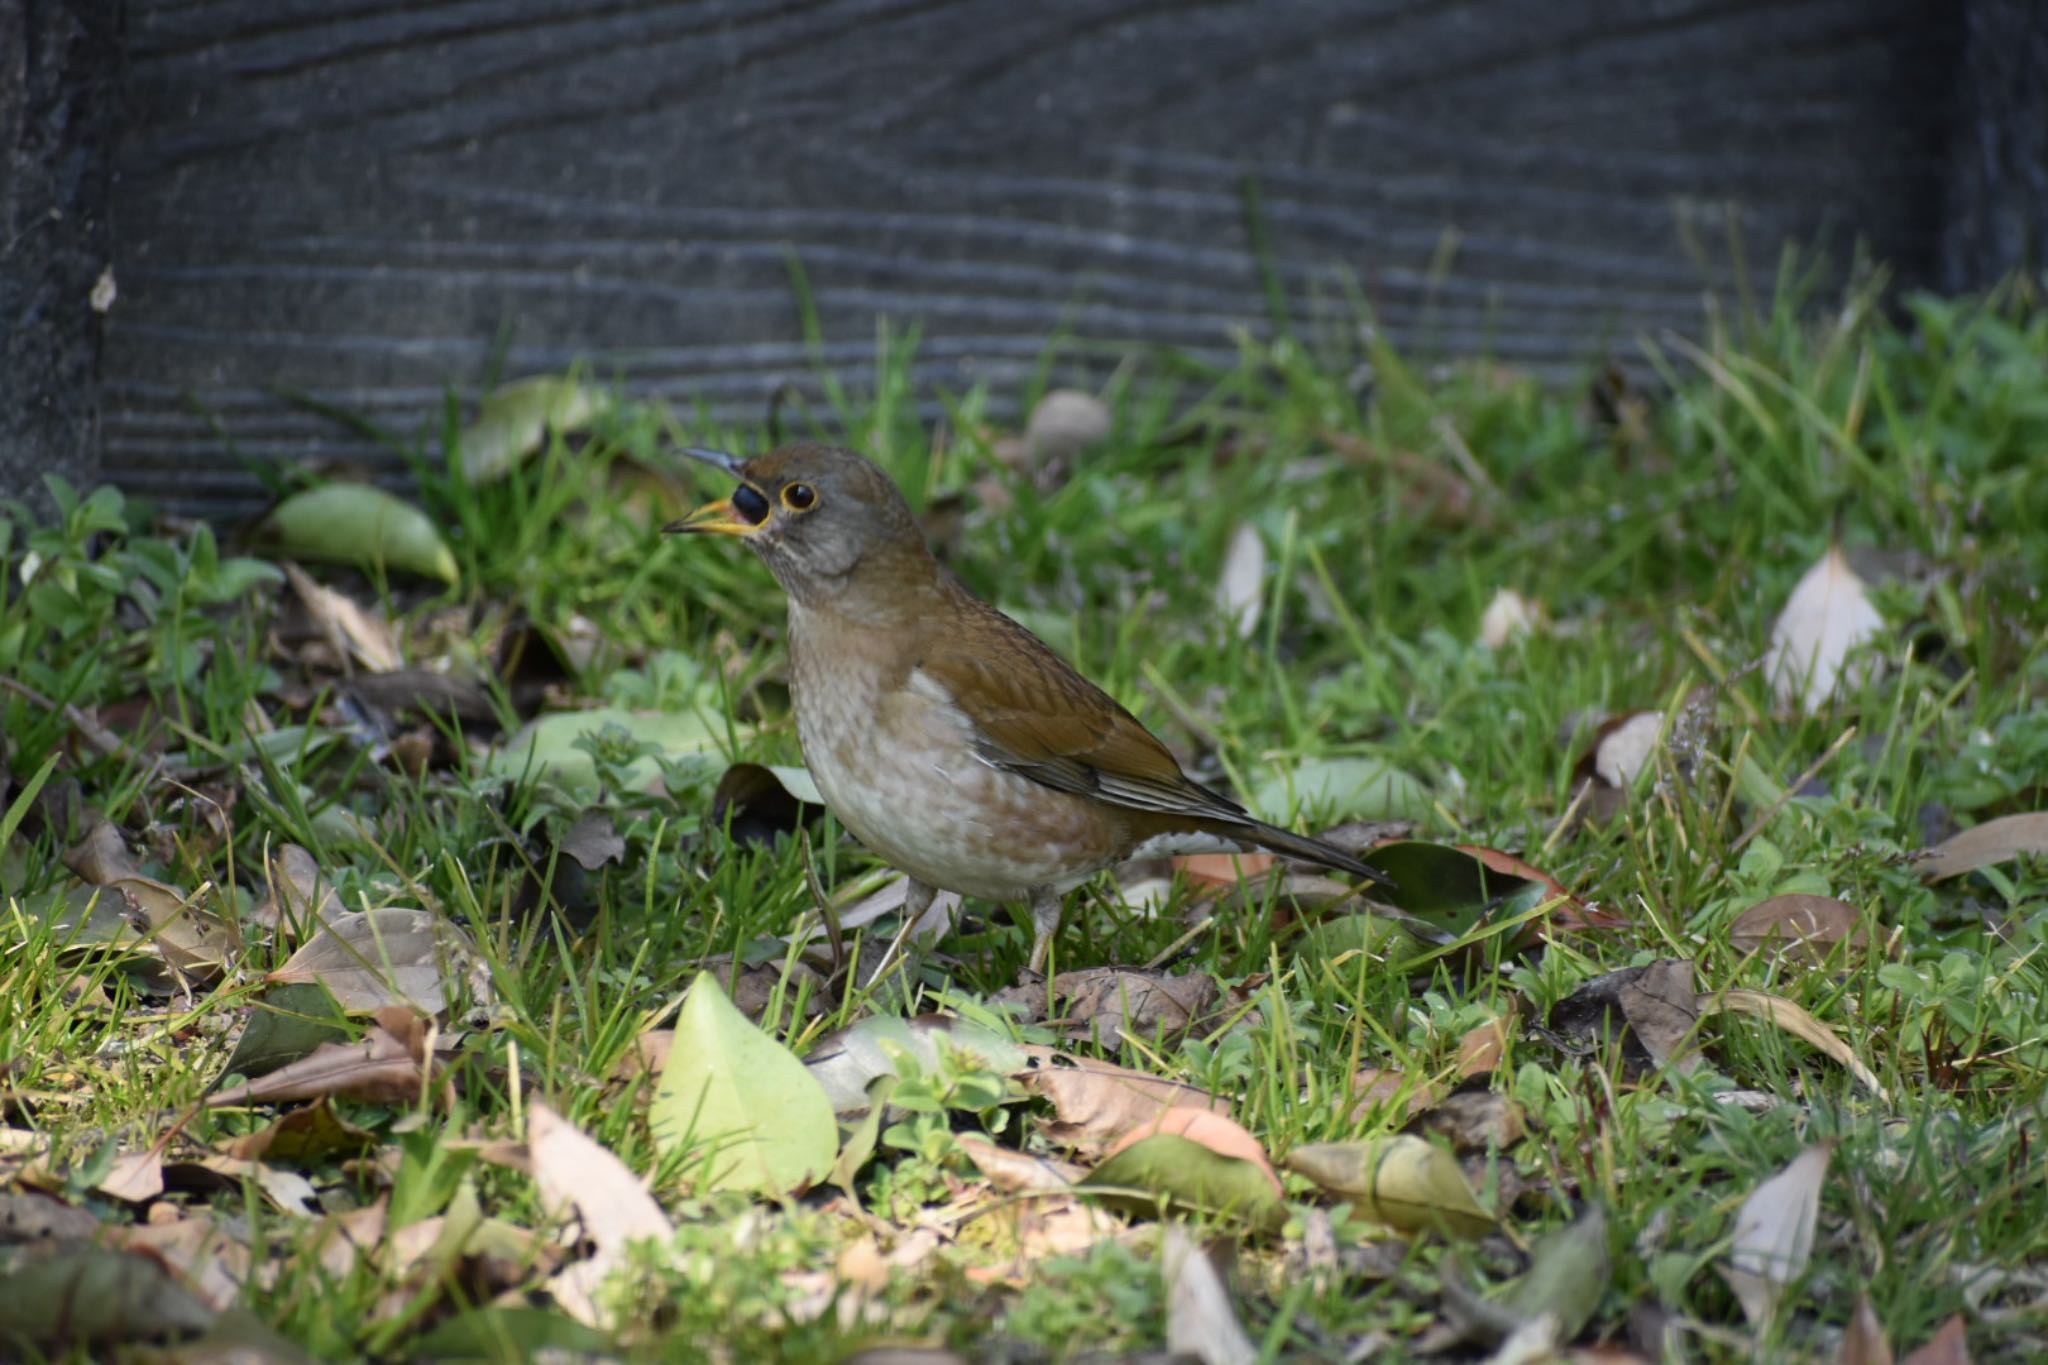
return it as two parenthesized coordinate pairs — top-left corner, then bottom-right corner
(666, 442), (1395, 971)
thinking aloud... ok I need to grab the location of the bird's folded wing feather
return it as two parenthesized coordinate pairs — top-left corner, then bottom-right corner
(910, 603), (1249, 826)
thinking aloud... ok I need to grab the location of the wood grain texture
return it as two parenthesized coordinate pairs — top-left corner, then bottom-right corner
(1, 0), (119, 509)
(100, 0), (1964, 517)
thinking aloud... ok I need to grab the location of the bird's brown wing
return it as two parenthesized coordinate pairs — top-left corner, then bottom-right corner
(909, 587), (1251, 826)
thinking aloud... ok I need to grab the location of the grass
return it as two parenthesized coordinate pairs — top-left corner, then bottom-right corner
(1, 259), (2046, 1361)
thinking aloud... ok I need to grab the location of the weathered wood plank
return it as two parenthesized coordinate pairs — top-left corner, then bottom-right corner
(1, 0), (119, 509)
(101, 0), (1963, 516)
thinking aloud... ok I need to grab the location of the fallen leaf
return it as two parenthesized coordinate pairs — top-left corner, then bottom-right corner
(267, 907), (491, 1016)
(1017, 1049), (1228, 1157)
(1838, 1293), (1894, 1365)
(1919, 812), (2048, 881)
(170, 1157), (322, 1216)
(0, 1189), (101, 1242)
(1035, 967), (1217, 1049)
(652, 972), (838, 1194)
(557, 811), (625, 871)
(282, 561), (401, 672)
(1286, 1136), (1496, 1239)
(253, 844), (344, 935)
(457, 375), (607, 483)
(1442, 1205), (1611, 1347)
(257, 483), (459, 583)
(97, 1146), (166, 1203)
(1722, 1141), (1834, 1327)
(63, 819), (234, 975)
(224, 1098), (377, 1163)
(0, 1247), (216, 1346)
(710, 762), (823, 844)
(1546, 959), (1701, 1074)
(1589, 711), (1663, 790)
(530, 1102), (674, 1330)
(1765, 545), (1885, 714)
(208, 1015), (427, 1106)
(1708, 989), (1888, 1100)
(1253, 757), (1430, 824)
(1478, 588), (1543, 649)
(1104, 1109), (1283, 1196)
(1162, 1225), (1258, 1365)
(114, 1212), (250, 1312)
(1899, 1315), (1971, 1365)
(1019, 389), (1112, 469)
(1084, 1133), (1284, 1232)
(1729, 895), (1870, 962)
(1408, 1090), (1527, 1153)
(1347, 1068), (1440, 1125)
(1215, 523), (1266, 641)
(1354, 840), (1592, 941)
(1458, 1014), (1515, 1077)
(955, 1135), (1085, 1194)
(221, 982), (352, 1079)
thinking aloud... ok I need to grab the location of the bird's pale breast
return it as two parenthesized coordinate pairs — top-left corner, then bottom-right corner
(789, 618), (1129, 900)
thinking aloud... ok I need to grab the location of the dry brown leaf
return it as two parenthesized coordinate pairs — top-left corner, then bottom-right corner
(1919, 812), (2048, 882)
(1723, 1141), (1834, 1327)
(1710, 988), (1888, 1100)
(97, 1147), (166, 1203)
(1104, 1109), (1283, 1197)
(180, 1157), (322, 1216)
(1546, 958), (1702, 1074)
(253, 843), (344, 934)
(1408, 1090), (1527, 1153)
(115, 1212), (249, 1311)
(559, 810), (626, 871)
(267, 907), (491, 1016)
(1043, 967), (1216, 1049)
(283, 560), (401, 672)
(0, 1189), (100, 1242)
(1729, 894), (1870, 963)
(1838, 1293), (1895, 1365)
(1458, 1013), (1514, 1077)
(1348, 1067), (1440, 1125)
(1899, 1315), (1972, 1365)
(530, 1102), (675, 1330)
(63, 819), (234, 974)
(207, 1016), (427, 1107)
(955, 1135), (1085, 1194)
(224, 1098), (377, 1163)
(1162, 1225), (1258, 1365)
(1016, 1049), (1228, 1158)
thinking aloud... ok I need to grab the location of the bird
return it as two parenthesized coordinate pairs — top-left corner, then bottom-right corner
(665, 441), (1396, 973)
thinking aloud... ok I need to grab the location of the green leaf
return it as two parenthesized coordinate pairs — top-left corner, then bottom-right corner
(1252, 757), (1429, 823)
(256, 483), (459, 583)
(1083, 1133), (1286, 1232)
(1285, 1136), (1496, 1239)
(221, 982), (352, 1079)
(457, 376), (608, 484)
(1354, 841), (1557, 937)
(652, 971), (838, 1195)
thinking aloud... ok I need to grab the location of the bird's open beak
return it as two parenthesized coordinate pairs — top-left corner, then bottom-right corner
(663, 446), (760, 536)
(665, 497), (760, 537)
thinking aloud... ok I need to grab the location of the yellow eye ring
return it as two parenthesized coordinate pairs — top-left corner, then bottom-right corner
(782, 482), (818, 512)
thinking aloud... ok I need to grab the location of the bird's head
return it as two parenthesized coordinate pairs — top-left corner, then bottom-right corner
(665, 442), (933, 607)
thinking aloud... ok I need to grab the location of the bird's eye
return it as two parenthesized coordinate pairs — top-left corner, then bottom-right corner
(731, 484), (770, 524)
(782, 482), (818, 512)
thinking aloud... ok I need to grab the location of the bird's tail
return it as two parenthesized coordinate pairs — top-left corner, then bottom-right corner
(1237, 819), (1397, 892)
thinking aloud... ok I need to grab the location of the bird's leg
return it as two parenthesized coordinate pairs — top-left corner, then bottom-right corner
(1026, 887), (1064, 975)
(866, 877), (939, 990)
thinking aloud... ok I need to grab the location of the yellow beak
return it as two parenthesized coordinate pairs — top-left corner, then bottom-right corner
(664, 498), (762, 537)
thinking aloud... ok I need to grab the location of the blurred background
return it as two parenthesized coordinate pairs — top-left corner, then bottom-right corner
(5, 0), (2043, 518)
